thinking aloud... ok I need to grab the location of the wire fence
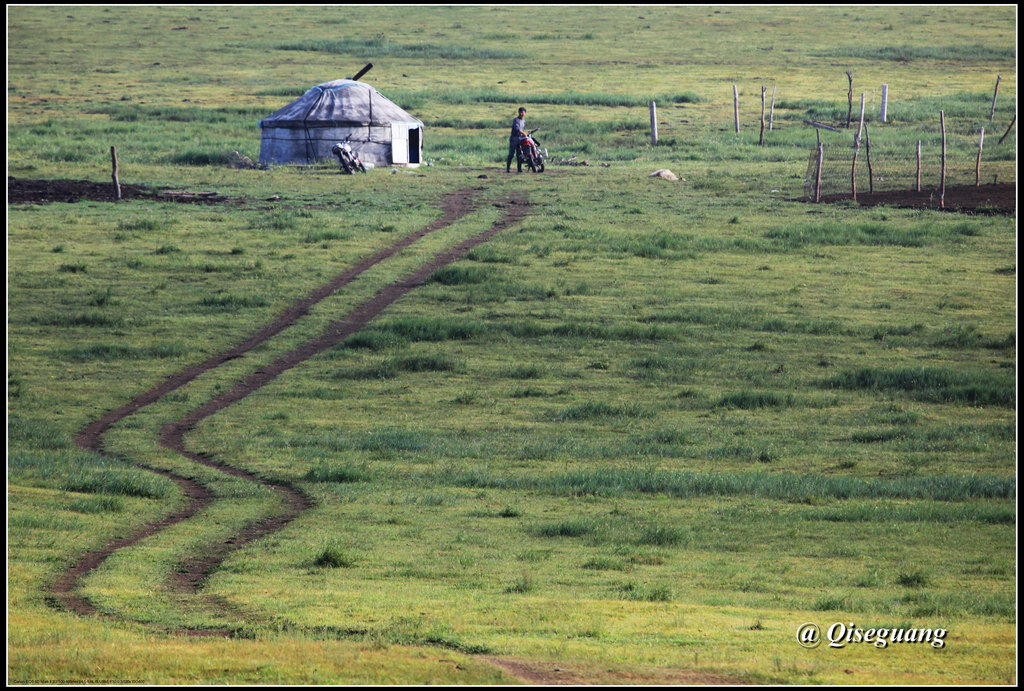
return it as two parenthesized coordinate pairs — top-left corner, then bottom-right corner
(803, 142), (1016, 200)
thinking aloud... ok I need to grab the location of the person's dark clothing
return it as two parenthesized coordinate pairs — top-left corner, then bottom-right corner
(506, 116), (527, 172)
(510, 116), (526, 140)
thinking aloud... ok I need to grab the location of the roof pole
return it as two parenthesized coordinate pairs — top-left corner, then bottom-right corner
(352, 63), (373, 81)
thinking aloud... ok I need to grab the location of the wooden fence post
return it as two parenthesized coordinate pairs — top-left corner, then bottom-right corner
(815, 141), (824, 203)
(939, 110), (946, 210)
(845, 71), (854, 128)
(880, 84), (888, 123)
(733, 85), (740, 134)
(864, 123), (874, 194)
(997, 114), (1015, 144)
(650, 101), (658, 145)
(975, 127), (984, 186)
(110, 146), (121, 201)
(769, 84), (776, 131)
(989, 74), (1001, 123)
(851, 93), (865, 200)
(759, 86), (766, 145)
(916, 140), (922, 192)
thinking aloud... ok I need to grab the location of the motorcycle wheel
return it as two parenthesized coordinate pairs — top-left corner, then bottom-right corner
(339, 158), (353, 174)
(536, 158), (545, 173)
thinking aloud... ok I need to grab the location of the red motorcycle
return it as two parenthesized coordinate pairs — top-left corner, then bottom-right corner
(516, 128), (546, 173)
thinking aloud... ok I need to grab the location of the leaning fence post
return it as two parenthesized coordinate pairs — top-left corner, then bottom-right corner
(939, 110), (946, 210)
(733, 85), (740, 134)
(845, 72), (854, 128)
(650, 101), (658, 145)
(769, 84), (776, 131)
(989, 74), (1001, 123)
(997, 114), (1015, 144)
(110, 146), (121, 201)
(975, 127), (984, 186)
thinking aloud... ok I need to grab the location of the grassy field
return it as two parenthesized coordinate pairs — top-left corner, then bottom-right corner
(7, 5), (1016, 685)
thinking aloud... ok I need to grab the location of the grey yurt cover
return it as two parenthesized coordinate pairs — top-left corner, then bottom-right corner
(258, 79), (423, 166)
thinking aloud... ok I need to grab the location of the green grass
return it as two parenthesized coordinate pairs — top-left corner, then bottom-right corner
(815, 43), (1016, 62)
(9, 450), (176, 499)
(823, 367), (1016, 407)
(438, 467), (1015, 502)
(276, 36), (528, 61)
(59, 342), (190, 362)
(7, 4), (1017, 686)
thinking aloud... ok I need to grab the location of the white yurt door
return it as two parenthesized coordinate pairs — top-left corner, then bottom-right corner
(391, 123), (410, 165)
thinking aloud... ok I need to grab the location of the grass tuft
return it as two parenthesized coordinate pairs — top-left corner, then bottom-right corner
(314, 545), (355, 569)
(823, 367), (1015, 407)
(550, 401), (652, 421)
(617, 581), (675, 602)
(528, 519), (594, 538)
(304, 462), (371, 484)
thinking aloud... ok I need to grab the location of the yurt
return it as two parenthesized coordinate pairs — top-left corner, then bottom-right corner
(258, 79), (423, 167)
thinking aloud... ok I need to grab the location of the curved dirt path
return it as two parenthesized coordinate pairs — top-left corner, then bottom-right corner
(158, 193), (529, 596)
(48, 187), (522, 625)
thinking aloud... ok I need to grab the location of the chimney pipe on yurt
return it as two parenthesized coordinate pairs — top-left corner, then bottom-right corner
(352, 63), (373, 81)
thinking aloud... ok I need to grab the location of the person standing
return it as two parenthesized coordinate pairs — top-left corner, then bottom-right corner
(506, 107), (527, 173)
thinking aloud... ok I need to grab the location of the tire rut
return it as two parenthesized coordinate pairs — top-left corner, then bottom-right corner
(49, 189), (529, 639)
(160, 193), (529, 598)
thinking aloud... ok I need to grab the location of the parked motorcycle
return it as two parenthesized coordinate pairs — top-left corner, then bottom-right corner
(331, 138), (367, 174)
(516, 128), (546, 173)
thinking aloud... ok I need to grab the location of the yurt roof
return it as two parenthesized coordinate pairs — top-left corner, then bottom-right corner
(259, 79), (422, 129)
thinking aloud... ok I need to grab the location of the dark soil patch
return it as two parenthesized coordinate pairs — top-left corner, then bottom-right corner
(816, 183), (1015, 214)
(8, 176), (237, 205)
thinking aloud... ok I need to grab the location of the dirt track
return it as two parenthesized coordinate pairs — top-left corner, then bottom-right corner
(47, 186), (527, 633)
